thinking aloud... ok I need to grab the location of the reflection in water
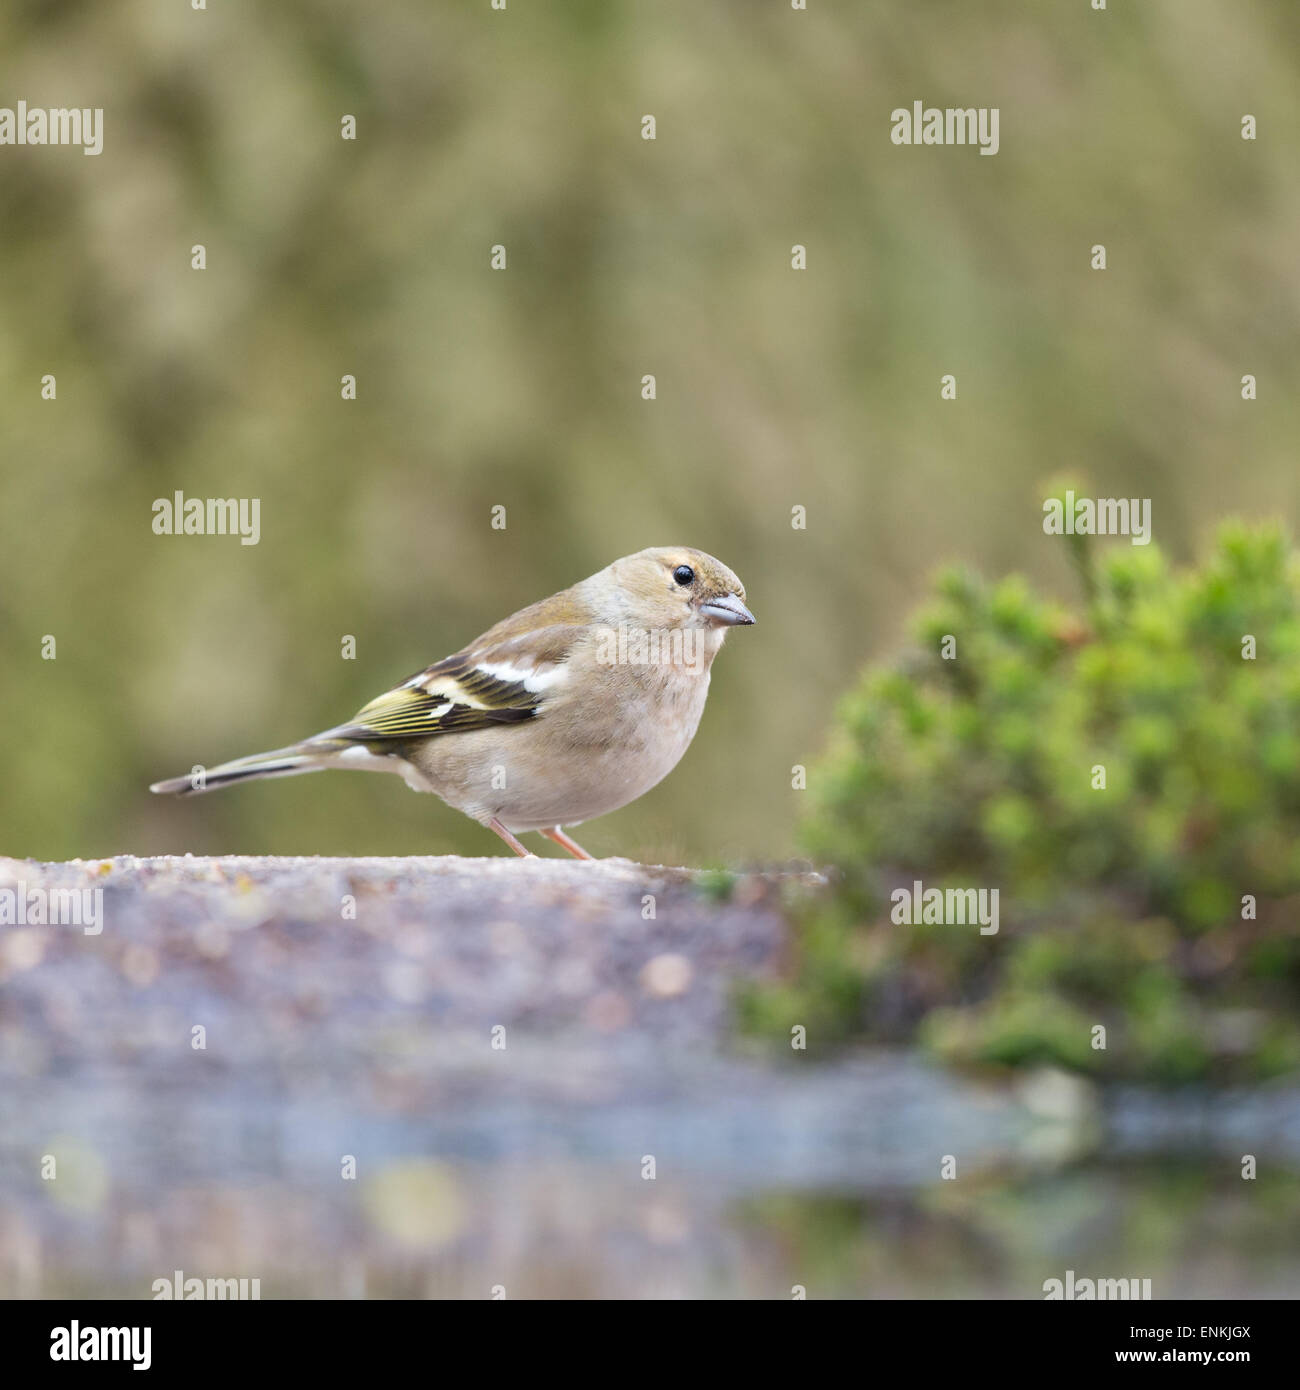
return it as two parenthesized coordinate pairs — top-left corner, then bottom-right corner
(7, 862), (1297, 1297)
(4, 1164), (1299, 1299)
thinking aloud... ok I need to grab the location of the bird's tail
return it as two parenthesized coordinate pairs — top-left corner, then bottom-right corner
(149, 738), (347, 797)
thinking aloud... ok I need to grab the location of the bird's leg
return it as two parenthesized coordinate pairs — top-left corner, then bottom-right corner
(541, 826), (594, 860)
(488, 817), (534, 857)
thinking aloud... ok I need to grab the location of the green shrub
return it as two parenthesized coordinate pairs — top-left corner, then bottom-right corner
(777, 522), (1300, 1083)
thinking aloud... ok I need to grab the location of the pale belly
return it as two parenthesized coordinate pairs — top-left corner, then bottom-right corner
(404, 668), (712, 831)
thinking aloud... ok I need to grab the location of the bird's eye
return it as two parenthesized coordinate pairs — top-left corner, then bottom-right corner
(673, 564), (695, 586)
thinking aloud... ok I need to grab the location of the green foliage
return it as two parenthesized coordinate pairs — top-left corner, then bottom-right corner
(5, 4), (1300, 865)
(694, 867), (739, 903)
(780, 524), (1300, 1083)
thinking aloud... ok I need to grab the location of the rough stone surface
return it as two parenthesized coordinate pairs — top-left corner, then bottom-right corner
(3, 856), (1298, 1298)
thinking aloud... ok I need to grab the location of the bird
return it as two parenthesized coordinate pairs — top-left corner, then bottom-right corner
(150, 547), (755, 858)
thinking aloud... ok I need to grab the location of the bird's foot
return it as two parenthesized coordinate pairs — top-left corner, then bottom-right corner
(488, 817), (535, 857)
(541, 826), (595, 860)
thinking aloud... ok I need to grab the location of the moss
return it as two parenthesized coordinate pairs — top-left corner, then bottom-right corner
(694, 867), (738, 903)
(762, 523), (1300, 1084)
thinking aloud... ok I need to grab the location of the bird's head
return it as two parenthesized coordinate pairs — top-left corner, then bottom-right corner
(597, 547), (755, 632)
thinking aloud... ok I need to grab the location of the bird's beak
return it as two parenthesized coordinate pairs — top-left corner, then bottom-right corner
(699, 593), (756, 626)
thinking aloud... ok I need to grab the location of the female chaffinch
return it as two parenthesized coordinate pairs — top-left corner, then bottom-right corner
(151, 547), (755, 857)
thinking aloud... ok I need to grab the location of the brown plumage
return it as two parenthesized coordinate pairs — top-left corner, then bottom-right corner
(150, 547), (755, 858)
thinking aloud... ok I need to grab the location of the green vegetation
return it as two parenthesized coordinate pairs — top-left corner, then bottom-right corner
(753, 524), (1300, 1083)
(4, 4), (1300, 864)
(733, 1163), (1300, 1297)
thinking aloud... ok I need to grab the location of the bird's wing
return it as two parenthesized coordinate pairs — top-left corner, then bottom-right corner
(322, 624), (583, 748)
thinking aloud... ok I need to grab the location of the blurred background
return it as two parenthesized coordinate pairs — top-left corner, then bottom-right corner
(2, 0), (1299, 864)
(3, 0), (1300, 1302)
